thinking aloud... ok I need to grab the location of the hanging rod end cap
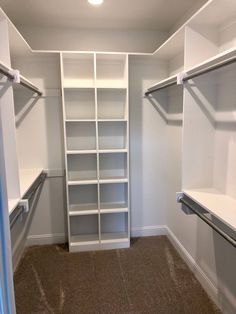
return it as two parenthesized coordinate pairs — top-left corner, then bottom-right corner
(9, 69), (20, 83)
(18, 199), (29, 213)
(177, 72), (186, 85)
(176, 192), (184, 203)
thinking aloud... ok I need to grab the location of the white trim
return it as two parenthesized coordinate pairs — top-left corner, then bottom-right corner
(131, 225), (167, 237)
(166, 227), (218, 304)
(26, 233), (67, 246)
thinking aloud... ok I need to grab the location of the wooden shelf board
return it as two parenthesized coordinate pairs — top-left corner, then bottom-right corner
(8, 198), (20, 215)
(100, 203), (128, 214)
(185, 47), (236, 78)
(98, 149), (128, 154)
(65, 119), (96, 123)
(19, 168), (43, 197)
(98, 147), (127, 152)
(68, 179), (98, 185)
(69, 204), (98, 215)
(97, 119), (127, 122)
(153, 27), (185, 60)
(66, 150), (97, 155)
(70, 234), (99, 246)
(101, 232), (129, 243)
(183, 188), (236, 232)
(99, 177), (128, 184)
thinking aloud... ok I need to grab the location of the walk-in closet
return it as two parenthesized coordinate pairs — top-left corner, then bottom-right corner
(0, 0), (236, 313)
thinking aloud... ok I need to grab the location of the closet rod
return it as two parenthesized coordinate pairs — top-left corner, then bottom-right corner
(20, 76), (43, 96)
(183, 56), (236, 82)
(145, 80), (176, 96)
(0, 62), (15, 80)
(0, 61), (42, 96)
(179, 195), (236, 248)
(9, 172), (46, 229)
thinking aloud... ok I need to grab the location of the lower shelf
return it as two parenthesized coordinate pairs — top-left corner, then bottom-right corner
(183, 188), (236, 232)
(70, 234), (99, 246)
(101, 232), (129, 243)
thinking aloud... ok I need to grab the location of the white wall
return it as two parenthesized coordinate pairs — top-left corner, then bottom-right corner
(129, 56), (169, 236)
(18, 26), (167, 53)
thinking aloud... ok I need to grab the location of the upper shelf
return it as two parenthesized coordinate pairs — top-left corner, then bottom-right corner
(183, 188), (236, 232)
(19, 168), (44, 197)
(8, 168), (44, 214)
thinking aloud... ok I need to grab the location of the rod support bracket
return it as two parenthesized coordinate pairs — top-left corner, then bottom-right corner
(177, 72), (186, 85)
(9, 69), (20, 83)
(18, 199), (29, 213)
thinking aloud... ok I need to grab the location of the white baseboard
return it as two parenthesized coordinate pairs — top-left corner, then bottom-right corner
(166, 227), (236, 314)
(27, 233), (67, 246)
(166, 227), (219, 305)
(131, 225), (167, 237)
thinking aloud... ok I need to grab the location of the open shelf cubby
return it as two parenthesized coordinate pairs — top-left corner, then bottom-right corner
(67, 153), (97, 183)
(99, 152), (127, 182)
(68, 184), (98, 215)
(97, 88), (127, 120)
(96, 54), (128, 88)
(100, 182), (128, 213)
(63, 53), (95, 88)
(64, 89), (95, 120)
(185, 0), (236, 69)
(98, 121), (127, 150)
(182, 62), (236, 232)
(100, 212), (129, 243)
(66, 121), (96, 151)
(70, 214), (99, 248)
(147, 28), (184, 92)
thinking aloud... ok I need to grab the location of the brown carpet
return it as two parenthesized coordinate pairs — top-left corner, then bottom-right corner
(14, 236), (221, 314)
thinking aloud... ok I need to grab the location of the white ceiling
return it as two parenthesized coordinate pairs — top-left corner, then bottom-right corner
(0, 0), (207, 31)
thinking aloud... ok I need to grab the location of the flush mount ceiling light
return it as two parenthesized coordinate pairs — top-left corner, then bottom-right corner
(88, 0), (104, 5)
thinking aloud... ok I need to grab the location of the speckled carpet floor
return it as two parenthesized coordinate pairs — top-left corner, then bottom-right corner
(14, 236), (221, 314)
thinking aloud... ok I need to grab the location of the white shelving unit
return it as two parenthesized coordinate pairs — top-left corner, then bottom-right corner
(60, 52), (130, 252)
(182, 0), (236, 235)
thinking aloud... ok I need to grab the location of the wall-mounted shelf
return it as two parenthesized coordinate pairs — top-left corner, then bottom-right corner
(183, 189), (236, 232)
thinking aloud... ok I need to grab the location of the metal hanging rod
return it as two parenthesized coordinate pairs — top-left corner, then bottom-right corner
(145, 80), (176, 96)
(9, 172), (46, 229)
(179, 195), (236, 248)
(0, 61), (42, 96)
(183, 56), (236, 82)
(20, 76), (43, 96)
(0, 62), (15, 80)
(145, 54), (236, 96)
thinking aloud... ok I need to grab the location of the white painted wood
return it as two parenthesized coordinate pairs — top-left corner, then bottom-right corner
(19, 168), (43, 197)
(184, 189), (236, 232)
(61, 52), (129, 251)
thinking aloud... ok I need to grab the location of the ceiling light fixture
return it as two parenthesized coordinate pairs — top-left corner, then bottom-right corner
(88, 0), (104, 5)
